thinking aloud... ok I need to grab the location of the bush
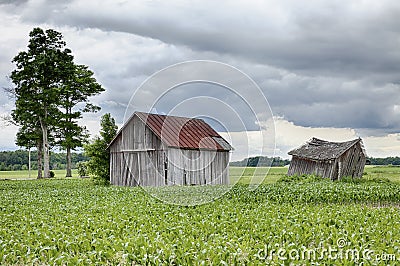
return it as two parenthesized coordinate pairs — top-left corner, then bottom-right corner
(277, 174), (326, 183)
(91, 176), (110, 186)
(76, 161), (88, 177)
(338, 176), (391, 184)
(49, 171), (55, 178)
(84, 113), (117, 186)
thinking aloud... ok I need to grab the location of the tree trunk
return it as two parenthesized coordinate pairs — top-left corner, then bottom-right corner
(66, 147), (72, 177)
(28, 148), (31, 179)
(40, 118), (50, 178)
(43, 134), (50, 178)
(65, 104), (73, 178)
(37, 142), (43, 179)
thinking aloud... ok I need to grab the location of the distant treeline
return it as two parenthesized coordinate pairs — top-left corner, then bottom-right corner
(230, 156), (400, 167)
(0, 150), (88, 171)
(230, 156), (291, 167)
(1, 151), (399, 171)
(367, 157), (400, 166)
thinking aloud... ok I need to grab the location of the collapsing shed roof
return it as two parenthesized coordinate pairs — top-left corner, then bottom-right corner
(288, 137), (364, 161)
(109, 112), (232, 151)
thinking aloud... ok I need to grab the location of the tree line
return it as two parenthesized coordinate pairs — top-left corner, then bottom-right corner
(0, 150), (88, 171)
(230, 156), (291, 167)
(367, 157), (400, 166)
(230, 156), (400, 167)
(6, 27), (105, 179)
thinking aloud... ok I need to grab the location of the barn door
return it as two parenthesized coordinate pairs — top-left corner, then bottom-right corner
(123, 152), (140, 186)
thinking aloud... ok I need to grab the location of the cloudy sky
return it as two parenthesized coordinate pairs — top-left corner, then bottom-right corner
(1, 0), (400, 160)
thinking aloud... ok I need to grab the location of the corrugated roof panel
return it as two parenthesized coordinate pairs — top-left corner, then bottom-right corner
(135, 112), (231, 151)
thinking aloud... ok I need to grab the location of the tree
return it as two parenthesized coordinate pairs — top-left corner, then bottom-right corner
(1, 91), (43, 178)
(10, 28), (74, 178)
(15, 123), (43, 178)
(3, 78), (44, 178)
(10, 27), (104, 178)
(58, 64), (104, 177)
(84, 113), (118, 184)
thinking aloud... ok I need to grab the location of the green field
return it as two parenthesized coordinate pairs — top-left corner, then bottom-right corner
(0, 169), (79, 180)
(2, 165), (399, 183)
(1, 166), (400, 264)
(229, 165), (400, 184)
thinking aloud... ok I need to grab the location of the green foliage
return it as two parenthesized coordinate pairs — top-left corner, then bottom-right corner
(57, 64), (104, 176)
(368, 156), (400, 165)
(85, 113), (118, 185)
(0, 150), (88, 171)
(277, 174), (326, 183)
(9, 27), (104, 178)
(49, 170), (55, 178)
(15, 124), (42, 149)
(99, 113), (119, 144)
(277, 174), (393, 185)
(338, 175), (390, 184)
(0, 179), (400, 264)
(10, 27), (75, 178)
(76, 161), (88, 177)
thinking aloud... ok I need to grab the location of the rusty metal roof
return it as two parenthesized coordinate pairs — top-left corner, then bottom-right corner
(288, 137), (364, 160)
(127, 112), (232, 151)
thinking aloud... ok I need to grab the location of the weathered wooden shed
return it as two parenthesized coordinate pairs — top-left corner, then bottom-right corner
(108, 112), (232, 187)
(287, 138), (367, 180)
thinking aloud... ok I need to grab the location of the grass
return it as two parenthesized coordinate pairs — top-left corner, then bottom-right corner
(0, 169), (79, 180)
(230, 166), (288, 184)
(363, 165), (400, 182)
(230, 165), (400, 184)
(0, 178), (400, 264)
(1, 165), (399, 184)
(0, 165), (399, 263)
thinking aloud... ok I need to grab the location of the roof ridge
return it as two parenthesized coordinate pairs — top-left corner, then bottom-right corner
(288, 137), (363, 160)
(135, 111), (205, 121)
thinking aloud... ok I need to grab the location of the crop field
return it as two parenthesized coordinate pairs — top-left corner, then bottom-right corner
(1, 166), (400, 264)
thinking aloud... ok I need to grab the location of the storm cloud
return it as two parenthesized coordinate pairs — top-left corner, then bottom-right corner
(1, 0), (400, 158)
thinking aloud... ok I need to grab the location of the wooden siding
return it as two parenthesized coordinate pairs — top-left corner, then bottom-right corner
(167, 148), (229, 186)
(110, 115), (230, 187)
(288, 142), (366, 180)
(334, 142), (366, 179)
(288, 157), (335, 179)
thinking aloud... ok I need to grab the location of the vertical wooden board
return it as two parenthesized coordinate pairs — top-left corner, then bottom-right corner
(120, 153), (125, 186)
(121, 153), (127, 186)
(139, 153), (146, 186)
(148, 151), (157, 186)
(133, 116), (144, 150)
(222, 152), (229, 184)
(169, 148), (183, 185)
(110, 153), (115, 184)
(127, 153), (134, 186)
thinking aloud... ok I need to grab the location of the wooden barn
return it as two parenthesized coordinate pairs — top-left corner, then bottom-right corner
(108, 112), (232, 187)
(287, 137), (367, 180)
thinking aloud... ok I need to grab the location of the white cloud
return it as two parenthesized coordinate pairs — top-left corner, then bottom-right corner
(364, 134), (400, 158)
(274, 117), (358, 150)
(226, 117), (400, 161)
(1, 0), (400, 158)
(0, 124), (18, 151)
